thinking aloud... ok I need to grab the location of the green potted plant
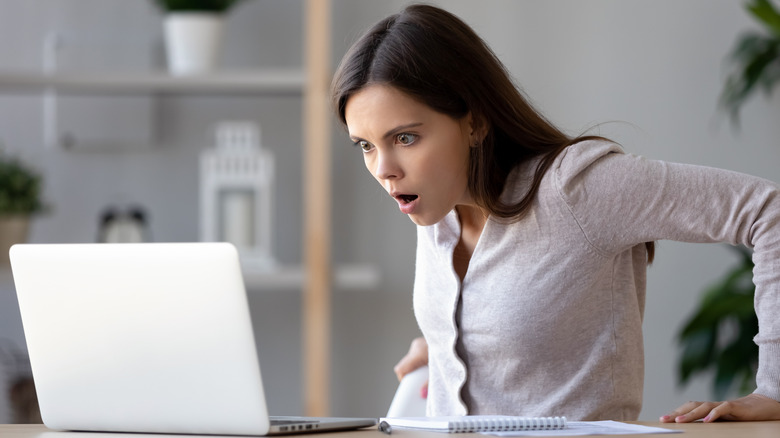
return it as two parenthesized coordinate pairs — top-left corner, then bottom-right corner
(677, 0), (779, 398)
(0, 151), (44, 264)
(152, 0), (245, 75)
(719, 0), (780, 124)
(677, 246), (758, 399)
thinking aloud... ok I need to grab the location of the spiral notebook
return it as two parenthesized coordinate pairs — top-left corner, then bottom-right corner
(379, 415), (567, 433)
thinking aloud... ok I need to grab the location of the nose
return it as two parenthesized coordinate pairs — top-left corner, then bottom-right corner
(373, 149), (403, 181)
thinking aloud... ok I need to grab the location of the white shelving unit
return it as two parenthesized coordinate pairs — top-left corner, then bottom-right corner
(0, 70), (305, 95)
(0, 70), (308, 150)
(0, 0), (343, 415)
(0, 69), (379, 292)
(242, 263), (379, 291)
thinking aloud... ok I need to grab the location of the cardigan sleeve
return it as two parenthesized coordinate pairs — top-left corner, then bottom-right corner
(553, 140), (780, 402)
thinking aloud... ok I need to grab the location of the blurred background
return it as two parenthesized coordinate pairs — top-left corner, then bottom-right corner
(0, 0), (778, 423)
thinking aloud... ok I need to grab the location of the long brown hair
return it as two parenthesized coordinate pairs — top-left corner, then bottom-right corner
(331, 4), (654, 263)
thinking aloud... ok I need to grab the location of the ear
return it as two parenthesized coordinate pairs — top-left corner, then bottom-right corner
(466, 111), (489, 147)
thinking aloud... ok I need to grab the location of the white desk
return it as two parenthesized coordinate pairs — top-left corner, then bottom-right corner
(3, 422), (780, 438)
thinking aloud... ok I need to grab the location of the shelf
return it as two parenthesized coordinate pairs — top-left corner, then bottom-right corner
(0, 0), (334, 415)
(241, 263), (380, 292)
(0, 262), (378, 293)
(0, 69), (304, 95)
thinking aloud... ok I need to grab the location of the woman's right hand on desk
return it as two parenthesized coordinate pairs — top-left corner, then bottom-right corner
(661, 393), (780, 423)
(394, 337), (429, 398)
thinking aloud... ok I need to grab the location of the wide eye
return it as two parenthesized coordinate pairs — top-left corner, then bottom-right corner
(356, 140), (373, 152)
(396, 133), (417, 145)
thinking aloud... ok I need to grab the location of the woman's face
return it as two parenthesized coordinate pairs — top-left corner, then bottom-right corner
(344, 84), (475, 226)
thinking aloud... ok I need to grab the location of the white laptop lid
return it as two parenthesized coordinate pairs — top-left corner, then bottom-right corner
(11, 242), (272, 435)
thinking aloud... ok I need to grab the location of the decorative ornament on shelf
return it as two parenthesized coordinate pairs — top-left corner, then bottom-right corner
(153, 0), (244, 75)
(200, 121), (275, 270)
(0, 149), (45, 265)
(97, 205), (152, 243)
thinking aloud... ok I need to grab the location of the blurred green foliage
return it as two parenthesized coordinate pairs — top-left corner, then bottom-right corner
(677, 246), (758, 399)
(721, 0), (780, 123)
(0, 153), (44, 215)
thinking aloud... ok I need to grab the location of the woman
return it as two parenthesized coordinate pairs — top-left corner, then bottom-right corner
(331, 4), (780, 422)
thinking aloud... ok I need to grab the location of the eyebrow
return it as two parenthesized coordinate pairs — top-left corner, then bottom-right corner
(383, 122), (423, 139)
(351, 122), (423, 143)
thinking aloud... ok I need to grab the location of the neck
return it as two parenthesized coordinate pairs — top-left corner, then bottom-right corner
(452, 204), (488, 282)
(456, 204), (488, 234)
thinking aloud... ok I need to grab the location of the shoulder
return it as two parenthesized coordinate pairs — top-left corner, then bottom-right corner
(553, 139), (625, 183)
(500, 139), (624, 204)
(547, 138), (642, 219)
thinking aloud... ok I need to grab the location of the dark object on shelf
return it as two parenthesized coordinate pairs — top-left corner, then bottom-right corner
(97, 205), (152, 243)
(9, 377), (41, 424)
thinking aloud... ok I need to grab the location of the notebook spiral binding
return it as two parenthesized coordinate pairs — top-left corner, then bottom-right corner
(448, 416), (567, 433)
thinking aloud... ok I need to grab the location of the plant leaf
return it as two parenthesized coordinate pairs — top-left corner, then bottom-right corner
(719, 2), (780, 123)
(676, 245), (758, 397)
(713, 345), (741, 399)
(679, 329), (716, 384)
(713, 330), (759, 398)
(720, 33), (780, 121)
(747, 0), (780, 36)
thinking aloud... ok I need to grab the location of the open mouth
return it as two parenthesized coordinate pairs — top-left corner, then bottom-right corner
(396, 194), (418, 204)
(392, 193), (419, 215)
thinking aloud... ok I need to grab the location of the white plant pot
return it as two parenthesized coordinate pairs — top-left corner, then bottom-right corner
(164, 13), (224, 75)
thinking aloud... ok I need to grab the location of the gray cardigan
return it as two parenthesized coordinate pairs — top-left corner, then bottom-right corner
(413, 140), (780, 420)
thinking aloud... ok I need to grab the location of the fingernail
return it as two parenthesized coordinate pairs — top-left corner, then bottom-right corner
(675, 415), (685, 422)
(703, 416), (711, 423)
(660, 415), (670, 421)
(421, 386), (428, 399)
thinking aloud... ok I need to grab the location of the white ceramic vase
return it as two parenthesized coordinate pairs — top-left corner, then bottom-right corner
(164, 12), (224, 75)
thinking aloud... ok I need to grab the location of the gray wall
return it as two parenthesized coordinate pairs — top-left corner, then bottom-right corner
(0, 0), (777, 423)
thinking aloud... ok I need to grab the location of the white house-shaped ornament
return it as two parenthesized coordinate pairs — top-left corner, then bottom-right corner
(200, 121), (276, 270)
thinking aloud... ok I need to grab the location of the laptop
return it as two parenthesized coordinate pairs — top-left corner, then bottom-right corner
(10, 242), (377, 435)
